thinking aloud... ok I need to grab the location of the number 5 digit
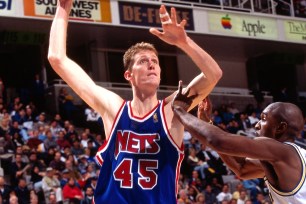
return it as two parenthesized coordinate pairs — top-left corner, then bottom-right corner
(138, 159), (158, 189)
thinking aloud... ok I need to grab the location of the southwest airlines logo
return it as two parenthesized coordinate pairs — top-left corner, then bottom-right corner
(221, 14), (232, 29)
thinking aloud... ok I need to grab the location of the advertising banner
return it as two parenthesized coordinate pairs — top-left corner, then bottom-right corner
(23, 0), (111, 22)
(208, 11), (278, 40)
(118, 1), (194, 30)
(284, 20), (306, 43)
(0, 0), (18, 16)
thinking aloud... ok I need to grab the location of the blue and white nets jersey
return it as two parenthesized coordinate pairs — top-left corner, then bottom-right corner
(94, 100), (184, 204)
(265, 142), (306, 204)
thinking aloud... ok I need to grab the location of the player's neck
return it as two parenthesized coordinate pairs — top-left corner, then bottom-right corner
(131, 97), (159, 117)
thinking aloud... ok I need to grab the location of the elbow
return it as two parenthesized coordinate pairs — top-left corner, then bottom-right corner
(213, 68), (223, 84)
(48, 51), (65, 69)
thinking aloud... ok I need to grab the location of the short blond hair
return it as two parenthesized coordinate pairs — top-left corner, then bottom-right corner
(123, 42), (158, 71)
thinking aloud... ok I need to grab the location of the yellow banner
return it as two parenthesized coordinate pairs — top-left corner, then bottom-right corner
(208, 11), (278, 40)
(284, 20), (306, 43)
(24, 0), (111, 22)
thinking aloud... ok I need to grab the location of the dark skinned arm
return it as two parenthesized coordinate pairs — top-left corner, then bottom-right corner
(172, 81), (289, 179)
(197, 95), (264, 179)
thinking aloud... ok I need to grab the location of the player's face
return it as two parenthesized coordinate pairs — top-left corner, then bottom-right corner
(128, 50), (161, 89)
(255, 105), (278, 138)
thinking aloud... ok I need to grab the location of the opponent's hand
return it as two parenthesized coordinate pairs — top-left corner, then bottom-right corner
(172, 81), (197, 111)
(149, 5), (188, 47)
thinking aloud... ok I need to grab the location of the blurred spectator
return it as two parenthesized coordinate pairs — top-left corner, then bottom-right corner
(62, 178), (83, 203)
(56, 130), (71, 150)
(84, 176), (97, 191)
(14, 178), (30, 204)
(231, 182), (244, 200)
(242, 179), (261, 202)
(29, 189), (39, 204)
(0, 78), (7, 104)
(30, 74), (45, 113)
(187, 147), (210, 180)
(294, 0), (306, 17)
(77, 170), (91, 190)
(71, 139), (84, 157)
(50, 120), (64, 138)
(195, 192), (205, 204)
(80, 186), (94, 204)
(237, 189), (248, 204)
(49, 151), (65, 173)
(42, 167), (63, 204)
(64, 159), (81, 181)
(26, 130), (42, 151)
(177, 188), (192, 204)
(43, 129), (59, 151)
(84, 106), (102, 134)
(216, 184), (232, 203)
(0, 176), (11, 204)
(58, 87), (76, 121)
(10, 153), (30, 186)
(9, 192), (18, 204)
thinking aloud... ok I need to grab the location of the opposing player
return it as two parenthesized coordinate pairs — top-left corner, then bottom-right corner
(172, 81), (306, 204)
(48, 1), (222, 203)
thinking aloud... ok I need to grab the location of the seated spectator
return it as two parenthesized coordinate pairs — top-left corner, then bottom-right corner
(177, 188), (192, 204)
(80, 186), (94, 204)
(203, 184), (218, 204)
(187, 147), (210, 180)
(43, 130), (59, 151)
(14, 178), (30, 204)
(195, 192), (205, 204)
(71, 139), (84, 157)
(242, 179), (261, 202)
(56, 130), (71, 150)
(50, 120), (64, 138)
(77, 170), (91, 190)
(49, 151), (65, 173)
(84, 176), (98, 191)
(26, 130), (42, 151)
(10, 153), (30, 187)
(0, 176), (11, 204)
(42, 167), (63, 204)
(237, 189), (249, 204)
(62, 177), (83, 203)
(216, 184), (232, 203)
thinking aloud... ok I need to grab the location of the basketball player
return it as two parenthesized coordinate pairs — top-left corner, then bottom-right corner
(48, 1), (222, 203)
(172, 81), (306, 204)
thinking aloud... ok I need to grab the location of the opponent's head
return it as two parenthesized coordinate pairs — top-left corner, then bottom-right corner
(255, 102), (304, 141)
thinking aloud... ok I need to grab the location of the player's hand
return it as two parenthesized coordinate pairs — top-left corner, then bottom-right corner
(198, 96), (213, 122)
(149, 5), (188, 47)
(58, 0), (73, 9)
(172, 81), (197, 111)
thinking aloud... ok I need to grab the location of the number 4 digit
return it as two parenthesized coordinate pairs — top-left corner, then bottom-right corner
(113, 159), (133, 188)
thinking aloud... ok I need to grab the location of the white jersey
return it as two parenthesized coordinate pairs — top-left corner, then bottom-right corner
(265, 142), (306, 204)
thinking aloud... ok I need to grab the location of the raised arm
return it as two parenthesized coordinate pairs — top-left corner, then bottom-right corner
(150, 5), (222, 109)
(171, 82), (296, 165)
(197, 95), (264, 179)
(48, 0), (123, 137)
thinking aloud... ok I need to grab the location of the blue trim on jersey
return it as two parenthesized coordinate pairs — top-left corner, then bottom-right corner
(94, 100), (183, 204)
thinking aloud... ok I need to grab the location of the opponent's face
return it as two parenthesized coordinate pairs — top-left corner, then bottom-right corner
(255, 104), (278, 138)
(125, 50), (161, 89)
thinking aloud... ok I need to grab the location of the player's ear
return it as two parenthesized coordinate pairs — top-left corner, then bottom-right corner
(276, 121), (287, 134)
(124, 70), (132, 81)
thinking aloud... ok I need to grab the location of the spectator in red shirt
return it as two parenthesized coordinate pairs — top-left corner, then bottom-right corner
(63, 177), (83, 203)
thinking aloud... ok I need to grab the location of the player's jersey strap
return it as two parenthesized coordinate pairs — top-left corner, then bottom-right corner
(264, 142), (306, 204)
